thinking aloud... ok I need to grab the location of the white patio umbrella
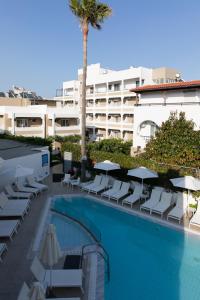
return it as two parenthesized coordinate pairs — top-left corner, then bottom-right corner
(29, 282), (45, 300)
(170, 176), (200, 202)
(39, 224), (62, 290)
(127, 166), (158, 190)
(94, 160), (120, 177)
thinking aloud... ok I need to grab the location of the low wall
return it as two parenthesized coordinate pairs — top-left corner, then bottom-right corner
(0, 149), (50, 190)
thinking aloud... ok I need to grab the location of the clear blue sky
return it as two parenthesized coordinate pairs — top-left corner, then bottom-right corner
(0, 0), (199, 98)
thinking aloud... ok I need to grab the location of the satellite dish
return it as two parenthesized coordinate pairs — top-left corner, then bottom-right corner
(175, 73), (180, 79)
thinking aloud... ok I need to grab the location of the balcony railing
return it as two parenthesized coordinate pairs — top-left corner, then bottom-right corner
(15, 126), (43, 131)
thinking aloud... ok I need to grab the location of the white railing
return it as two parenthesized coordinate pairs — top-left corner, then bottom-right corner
(15, 126), (43, 132)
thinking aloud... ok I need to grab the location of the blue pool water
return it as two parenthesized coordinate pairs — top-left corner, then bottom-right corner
(51, 195), (200, 300)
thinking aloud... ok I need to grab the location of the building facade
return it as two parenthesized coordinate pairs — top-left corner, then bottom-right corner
(131, 81), (200, 150)
(0, 104), (80, 138)
(0, 64), (180, 142)
(55, 63), (179, 142)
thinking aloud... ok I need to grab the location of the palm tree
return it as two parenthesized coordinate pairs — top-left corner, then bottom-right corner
(69, 0), (112, 180)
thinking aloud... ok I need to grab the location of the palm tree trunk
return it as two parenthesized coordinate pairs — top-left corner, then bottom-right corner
(81, 20), (88, 181)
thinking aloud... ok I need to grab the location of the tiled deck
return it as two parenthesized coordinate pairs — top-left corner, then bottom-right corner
(0, 164), (199, 300)
(0, 164), (79, 300)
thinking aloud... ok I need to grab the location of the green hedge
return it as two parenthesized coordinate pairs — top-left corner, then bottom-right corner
(52, 135), (81, 144)
(87, 138), (132, 155)
(61, 142), (81, 162)
(0, 133), (52, 147)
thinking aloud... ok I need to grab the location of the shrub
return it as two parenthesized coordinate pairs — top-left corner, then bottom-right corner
(87, 138), (132, 155)
(144, 112), (200, 168)
(61, 142), (81, 162)
(0, 133), (51, 147)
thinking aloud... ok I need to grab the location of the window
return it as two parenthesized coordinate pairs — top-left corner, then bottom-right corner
(138, 120), (158, 139)
(136, 80), (140, 87)
(90, 86), (94, 94)
(108, 84), (112, 91)
(61, 119), (69, 127)
(114, 83), (120, 91)
(16, 119), (29, 128)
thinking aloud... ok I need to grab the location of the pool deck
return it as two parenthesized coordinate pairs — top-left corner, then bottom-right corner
(0, 163), (200, 300)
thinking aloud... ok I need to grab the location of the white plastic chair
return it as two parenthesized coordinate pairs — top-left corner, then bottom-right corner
(61, 174), (71, 187)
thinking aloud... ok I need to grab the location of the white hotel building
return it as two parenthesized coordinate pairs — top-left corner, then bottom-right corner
(0, 104), (80, 138)
(132, 80), (200, 150)
(55, 63), (179, 142)
(0, 64), (180, 146)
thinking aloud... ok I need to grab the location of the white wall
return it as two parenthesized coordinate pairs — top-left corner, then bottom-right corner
(134, 105), (200, 149)
(0, 149), (50, 191)
(140, 90), (200, 105)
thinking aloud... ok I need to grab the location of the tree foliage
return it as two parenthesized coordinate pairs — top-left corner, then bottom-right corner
(69, 0), (112, 30)
(87, 138), (132, 155)
(144, 112), (200, 168)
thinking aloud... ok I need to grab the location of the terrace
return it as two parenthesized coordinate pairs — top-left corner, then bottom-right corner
(0, 162), (200, 300)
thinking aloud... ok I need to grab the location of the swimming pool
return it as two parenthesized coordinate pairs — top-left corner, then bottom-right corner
(51, 195), (200, 300)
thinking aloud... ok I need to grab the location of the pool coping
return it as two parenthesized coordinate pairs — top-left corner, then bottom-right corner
(54, 192), (200, 238)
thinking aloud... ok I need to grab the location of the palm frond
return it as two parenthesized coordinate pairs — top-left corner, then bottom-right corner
(68, 0), (112, 30)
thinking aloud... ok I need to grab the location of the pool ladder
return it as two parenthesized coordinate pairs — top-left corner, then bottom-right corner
(81, 243), (110, 283)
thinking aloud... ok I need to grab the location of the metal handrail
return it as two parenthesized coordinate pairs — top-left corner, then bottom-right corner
(51, 199), (101, 243)
(51, 199), (110, 282)
(82, 243), (110, 282)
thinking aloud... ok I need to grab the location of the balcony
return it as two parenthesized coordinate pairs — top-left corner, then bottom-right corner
(15, 126), (43, 132)
(48, 125), (80, 136)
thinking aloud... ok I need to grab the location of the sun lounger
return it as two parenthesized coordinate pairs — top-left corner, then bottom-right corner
(0, 243), (7, 262)
(89, 176), (109, 194)
(0, 192), (30, 220)
(110, 182), (130, 203)
(140, 189), (162, 212)
(82, 175), (102, 192)
(189, 204), (200, 228)
(17, 282), (80, 300)
(151, 192), (173, 218)
(31, 256), (83, 291)
(122, 184), (143, 208)
(167, 193), (188, 223)
(15, 182), (40, 196)
(26, 175), (48, 191)
(5, 185), (32, 199)
(0, 220), (20, 240)
(101, 180), (122, 199)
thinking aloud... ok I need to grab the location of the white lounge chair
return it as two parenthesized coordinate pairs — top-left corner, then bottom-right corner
(61, 174), (71, 187)
(110, 182), (130, 203)
(31, 256), (83, 291)
(101, 180), (122, 199)
(140, 189), (162, 212)
(69, 177), (81, 190)
(0, 243), (7, 262)
(17, 282), (80, 300)
(0, 192), (30, 220)
(189, 204), (200, 228)
(151, 192), (173, 218)
(82, 175), (102, 192)
(89, 176), (109, 194)
(122, 184), (143, 208)
(26, 175), (48, 191)
(5, 185), (32, 199)
(0, 220), (20, 240)
(167, 193), (188, 224)
(15, 182), (40, 196)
